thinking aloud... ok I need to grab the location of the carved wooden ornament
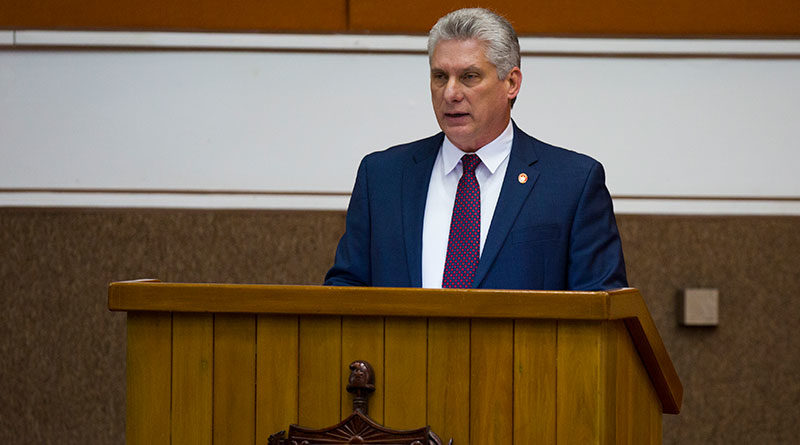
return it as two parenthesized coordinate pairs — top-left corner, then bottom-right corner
(268, 360), (450, 445)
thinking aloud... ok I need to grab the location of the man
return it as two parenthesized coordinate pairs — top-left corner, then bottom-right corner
(325, 8), (627, 291)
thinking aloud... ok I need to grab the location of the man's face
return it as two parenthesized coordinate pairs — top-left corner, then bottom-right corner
(430, 38), (521, 153)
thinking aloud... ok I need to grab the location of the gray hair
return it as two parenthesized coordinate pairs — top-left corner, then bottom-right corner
(427, 8), (521, 79)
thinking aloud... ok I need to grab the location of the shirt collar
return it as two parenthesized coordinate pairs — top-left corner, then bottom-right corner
(441, 120), (514, 176)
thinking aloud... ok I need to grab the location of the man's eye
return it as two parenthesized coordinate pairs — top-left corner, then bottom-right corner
(462, 73), (480, 84)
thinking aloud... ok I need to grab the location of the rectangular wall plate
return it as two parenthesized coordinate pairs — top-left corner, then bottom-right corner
(681, 288), (719, 326)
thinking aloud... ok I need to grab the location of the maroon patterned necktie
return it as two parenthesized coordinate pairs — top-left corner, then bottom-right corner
(442, 154), (481, 288)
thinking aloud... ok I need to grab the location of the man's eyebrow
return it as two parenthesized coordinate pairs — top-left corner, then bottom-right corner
(430, 65), (484, 74)
(462, 65), (484, 73)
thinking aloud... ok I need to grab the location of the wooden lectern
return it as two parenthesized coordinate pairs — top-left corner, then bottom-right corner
(109, 281), (682, 445)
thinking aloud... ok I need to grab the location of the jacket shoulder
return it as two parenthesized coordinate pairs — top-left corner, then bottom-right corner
(525, 133), (601, 171)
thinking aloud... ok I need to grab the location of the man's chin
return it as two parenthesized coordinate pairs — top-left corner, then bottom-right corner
(443, 126), (470, 140)
(441, 120), (472, 134)
(442, 129), (481, 152)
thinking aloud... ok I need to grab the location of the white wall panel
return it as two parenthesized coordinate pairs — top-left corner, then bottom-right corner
(516, 57), (800, 198)
(0, 50), (437, 193)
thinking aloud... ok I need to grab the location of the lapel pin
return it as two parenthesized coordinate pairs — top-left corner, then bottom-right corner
(518, 173), (528, 184)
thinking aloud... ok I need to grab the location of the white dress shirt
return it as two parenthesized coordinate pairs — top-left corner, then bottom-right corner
(421, 121), (514, 288)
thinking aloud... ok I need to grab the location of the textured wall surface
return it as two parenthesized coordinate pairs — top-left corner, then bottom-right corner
(0, 208), (343, 444)
(618, 216), (800, 444)
(1, 208), (798, 444)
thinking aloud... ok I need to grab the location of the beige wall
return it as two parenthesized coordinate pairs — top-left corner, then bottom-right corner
(1, 208), (798, 443)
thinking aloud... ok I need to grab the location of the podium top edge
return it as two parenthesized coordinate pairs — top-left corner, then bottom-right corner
(108, 280), (629, 319)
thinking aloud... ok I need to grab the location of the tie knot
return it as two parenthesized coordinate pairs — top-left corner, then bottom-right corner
(461, 154), (481, 174)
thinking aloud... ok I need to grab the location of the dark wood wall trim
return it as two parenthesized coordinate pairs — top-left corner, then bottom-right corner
(2, 0), (798, 37)
(0, 0), (349, 33)
(349, 1), (800, 37)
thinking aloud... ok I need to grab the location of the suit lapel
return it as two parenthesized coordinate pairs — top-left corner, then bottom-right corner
(473, 124), (540, 288)
(402, 135), (442, 287)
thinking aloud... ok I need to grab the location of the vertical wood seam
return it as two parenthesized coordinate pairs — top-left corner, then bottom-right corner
(211, 314), (216, 444)
(422, 318), (431, 425)
(254, 315), (258, 442)
(345, 0), (351, 31)
(596, 323), (602, 445)
(554, 320), (559, 444)
(339, 316), (344, 421)
(169, 313), (174, 445)
(253, 315), (258, 445)
(296, 317), (301, 424)
(383, 319), (391, 425)
(382, 317), (386, 419)
(598, 322), (606, 445)
(468, 319), (472, 445)
(511, 319), (516, 445)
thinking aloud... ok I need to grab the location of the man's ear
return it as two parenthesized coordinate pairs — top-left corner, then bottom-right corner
(506, 67), (522, 100)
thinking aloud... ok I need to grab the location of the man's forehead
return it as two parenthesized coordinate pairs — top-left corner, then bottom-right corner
(431, 37), (488, 54)
(430, 38), (493, 68)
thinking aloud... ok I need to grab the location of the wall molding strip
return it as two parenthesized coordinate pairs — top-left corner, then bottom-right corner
(611, 198), (800, 216)
(5, 30), (800, 57)
(11, 31), (430, 51)
(2, 191), (800, 215)
(0, 191), (352, 211)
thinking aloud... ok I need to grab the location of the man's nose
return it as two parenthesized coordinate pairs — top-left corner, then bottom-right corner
(443, 78), (463, 102)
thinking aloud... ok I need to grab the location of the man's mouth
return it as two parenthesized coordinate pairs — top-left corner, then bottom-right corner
(444, 112), (469, 118)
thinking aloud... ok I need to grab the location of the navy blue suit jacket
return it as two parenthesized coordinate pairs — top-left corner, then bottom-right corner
(325, 123), (627, 291)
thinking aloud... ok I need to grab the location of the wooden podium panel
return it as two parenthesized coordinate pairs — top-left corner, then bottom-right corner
(171, 313), (213, 445)
(110, 282), (681, 445)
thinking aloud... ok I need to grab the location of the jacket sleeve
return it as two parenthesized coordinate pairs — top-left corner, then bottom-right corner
(567, 162), (628, 291)
(324, 158), (372, 286)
